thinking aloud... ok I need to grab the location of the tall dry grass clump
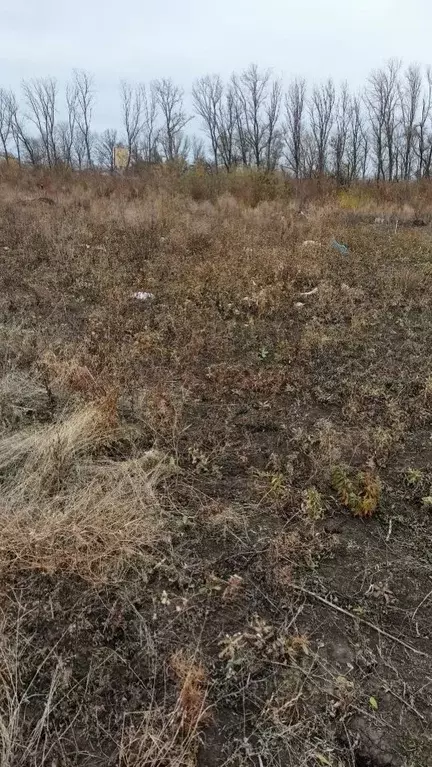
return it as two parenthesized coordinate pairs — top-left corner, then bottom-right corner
(0, 394), (171, 581)
(119, 652), (210, 767)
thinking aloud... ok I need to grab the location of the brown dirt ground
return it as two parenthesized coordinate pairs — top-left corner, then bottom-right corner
(0, 174), (431, 766)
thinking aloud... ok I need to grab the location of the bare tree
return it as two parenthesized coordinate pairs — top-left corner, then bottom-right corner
(22, 77), (58, 166)
(384, 60), (402, 181)
(266, 79), (283, 170)
(120, 81), (143, 167)
(345, 94), (367, 181)
(140, 84), (160, 162)
(331, 82), (351, 182)
(73, 70), (95, 167)
(232, 64), (282, 170)
(413, 67), (432, 177)
(309, 79), (336, 175)
(73, 131), (89, 170)
(365, 72), (385, 180)
(302, 131), (317, 178)
(56, 121), (74, 166)
(6, 92), (22, 164)
(234, 64), (267, 167)
(8, 91), (42, 166)
(0, 89), (13, 161)
(283, 78), (306, 177)
(56, 79), (79, 167)
(7, 59), (432, 180)
(232, 83), (250, 165)
(365, 60), (401, 180)
(97, 128), (117, 171)
(191, 135), (206, 164)
(360, 129), (369, 179)
(217, 85), (236, 171)
(193, 74), (223, 169)
(178, 134), (191, 163)
(154, 78), (190, 161)
(398, 64), (421, 179)
(18, 133), (45, 166)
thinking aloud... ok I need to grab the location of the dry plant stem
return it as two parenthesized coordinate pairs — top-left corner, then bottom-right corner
(412, 587), (432, 621)
(383, 685), (426, 723)
(291, 584), (431, 659)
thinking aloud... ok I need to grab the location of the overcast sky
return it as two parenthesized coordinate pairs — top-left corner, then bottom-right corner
(1, 0), (431, 130)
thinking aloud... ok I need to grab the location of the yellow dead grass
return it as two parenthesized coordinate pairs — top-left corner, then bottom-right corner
(0, 398), (171, 581)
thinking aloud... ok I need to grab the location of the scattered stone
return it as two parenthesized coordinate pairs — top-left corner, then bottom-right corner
(132, 291), (155, 301)
(302, 239), (321, 247)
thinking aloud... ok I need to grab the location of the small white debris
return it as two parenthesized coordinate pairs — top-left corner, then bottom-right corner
(294, 301), (305, 308)
(3, 246), (10, 251)
(301, 240), (320, 247)
(374, 216), (385, 224)
(299, 286), (319, 297)
(133, 291), (155, 301)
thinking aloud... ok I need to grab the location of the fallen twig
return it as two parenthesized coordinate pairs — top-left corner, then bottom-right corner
(291, 584), (431, 659)
(384, 684), (426, 723)
(412, 587), (432, 621)
(385, 518), (392, 542)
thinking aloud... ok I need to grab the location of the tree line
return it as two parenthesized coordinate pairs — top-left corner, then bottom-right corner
(1, 59), (432, 180)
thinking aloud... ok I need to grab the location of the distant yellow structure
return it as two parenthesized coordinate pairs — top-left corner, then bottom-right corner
(113, 146), (129, 170)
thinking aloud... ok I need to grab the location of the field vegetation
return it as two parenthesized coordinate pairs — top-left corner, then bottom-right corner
(0, 165), (431, 766)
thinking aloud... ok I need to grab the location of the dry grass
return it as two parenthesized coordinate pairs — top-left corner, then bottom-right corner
(0, 613), (64, 767)
(119, 652), (210, 767)
(0, 397), (171, 581)
(0, 399), (118, 477)
(0, 168), (431, 766)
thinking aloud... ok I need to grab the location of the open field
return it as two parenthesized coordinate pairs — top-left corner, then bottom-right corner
(0, 168), (431, 766)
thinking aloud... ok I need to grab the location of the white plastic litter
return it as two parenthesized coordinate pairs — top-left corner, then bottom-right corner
(302, 240), (321, 247)
(299, 286), (319, 297)
(133, 291), (155, 301)
(294, 301), (305, 308)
